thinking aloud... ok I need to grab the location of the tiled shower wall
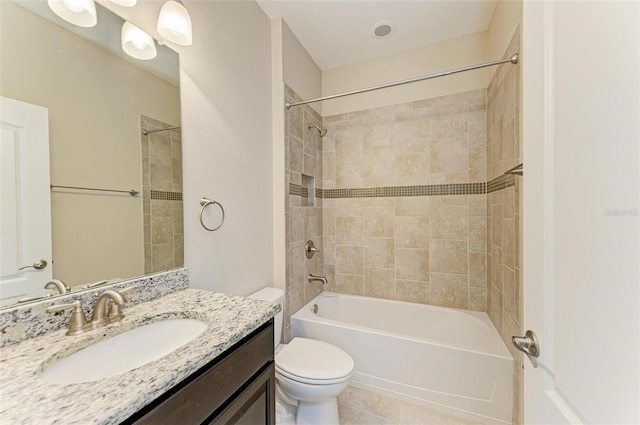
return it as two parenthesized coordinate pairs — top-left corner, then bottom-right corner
(140, 115), (184, 275)
(284, 86), (325, 342)
(321, 90), (489, 311)
(486, 28), (523, 425)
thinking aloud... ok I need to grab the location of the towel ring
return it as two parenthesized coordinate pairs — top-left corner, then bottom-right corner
(199, 197), (225, 231)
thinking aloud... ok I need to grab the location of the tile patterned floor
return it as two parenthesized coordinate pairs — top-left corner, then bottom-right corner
(337, 386), (486, 425)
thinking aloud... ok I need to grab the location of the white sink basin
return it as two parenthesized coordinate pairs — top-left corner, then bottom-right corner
(40, 318), (207, 385)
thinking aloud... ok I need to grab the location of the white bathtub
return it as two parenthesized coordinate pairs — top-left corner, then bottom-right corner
(290, 292), (513, 424)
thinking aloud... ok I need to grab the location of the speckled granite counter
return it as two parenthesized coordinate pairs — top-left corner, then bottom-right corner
(0, 288), (279, 425)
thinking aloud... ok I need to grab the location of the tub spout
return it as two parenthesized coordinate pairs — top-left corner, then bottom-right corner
(308, 274), (328, 285)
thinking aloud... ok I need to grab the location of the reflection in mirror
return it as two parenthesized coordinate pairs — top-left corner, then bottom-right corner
(0, 0), (182, 307)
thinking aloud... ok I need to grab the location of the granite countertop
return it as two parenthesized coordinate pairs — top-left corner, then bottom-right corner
(0, 288), (280, 425)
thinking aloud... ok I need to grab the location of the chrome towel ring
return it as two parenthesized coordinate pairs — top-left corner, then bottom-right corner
(199, 197), (225, 231)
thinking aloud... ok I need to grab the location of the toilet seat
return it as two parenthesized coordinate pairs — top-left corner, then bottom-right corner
(276, 338), (354, 385)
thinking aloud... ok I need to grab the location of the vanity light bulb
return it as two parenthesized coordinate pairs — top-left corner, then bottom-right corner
(47, 0), (97, 27)
(121, 22), (157, 60)
(157, 0), (192, 46)
(110, 0), (137, 6)
(62, 0), (85, 13)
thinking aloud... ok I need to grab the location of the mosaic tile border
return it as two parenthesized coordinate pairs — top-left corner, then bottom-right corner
(289, 182), (487, 198)
(151, 190), (183, 201)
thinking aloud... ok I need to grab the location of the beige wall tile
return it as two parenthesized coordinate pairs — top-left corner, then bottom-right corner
(323, 236), (336, 265)
(151, 244), (173, 271)
(395, 153), (430, 185)
(290, 136), (303, 173)
(430, 240), (468, 274)
(468, 195), (487, 217)
(396, 248), (429, 281)
(430, 137), (468, 173)
(429, 105), (468, 140)
(502, 265), (516, 321)
(395, 216), (429, 249)
(396, 280), (430, 304)
(151, 217), (173, 244)
(491, 204), (503, 249)
(502, 118), (516, 171)
(469, 252), (487, 288)
(335, 273), (365, 295)
(364, 145), (395, 177)
(430, 195), (467, 206)
(290, 241), (305, 279)
(289, 207), (304, 244)
(336, 217), (364, 245)
(430, 204), (468, 240)
(503, 218), (516, 269)
(430, 273), (469, 309)
(468, 216), (487, 253)
(364, 207), (395, 237)
(365, 238), (395, 268)
(468, 109), (487, 149)
(395, 196), (430, 216)
(336, 245), (364, 275)
(337, 198), (364, 217)
(469, 287), (487, 312)
(490, 245), (503, 291)
(468, 146), (486, 183)
(150, 163), (172, 191)
(365, 267), (396, 299)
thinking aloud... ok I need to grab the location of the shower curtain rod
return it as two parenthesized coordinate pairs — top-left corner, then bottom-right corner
(286, 54), (519, 109)
(142, 126), (181, 135)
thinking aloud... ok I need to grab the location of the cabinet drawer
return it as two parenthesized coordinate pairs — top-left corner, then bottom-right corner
(129, 320), (274, 425)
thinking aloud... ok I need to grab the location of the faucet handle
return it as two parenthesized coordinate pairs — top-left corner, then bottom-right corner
(47, 300), (90, 336)
(108, 287), (136, 320)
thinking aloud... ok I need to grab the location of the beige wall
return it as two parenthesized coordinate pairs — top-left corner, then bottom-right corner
(0, 2), (180, 287)
(322, 32), (488, 116)
(282, 21), (323, 116)
(177, 1), (274, 296)
(321, 90), (488, 312)
(488, 0), (523, 81)
(284, 85), (325, 342)
(486, 28), (523, 425)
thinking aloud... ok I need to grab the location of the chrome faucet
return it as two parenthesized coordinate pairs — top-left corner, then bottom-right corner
(46, 287), (135, 336)
(45, 279), (70, 294)
(308, 274), (328, 285)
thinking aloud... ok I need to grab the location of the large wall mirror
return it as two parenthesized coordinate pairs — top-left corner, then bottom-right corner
(0, 0), (182, 307)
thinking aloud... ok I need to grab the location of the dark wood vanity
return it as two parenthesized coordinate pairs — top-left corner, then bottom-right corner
(123, 319), (275, 425)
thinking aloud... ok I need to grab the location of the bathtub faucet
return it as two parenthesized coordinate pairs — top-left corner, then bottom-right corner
(308, 274), (328, 285)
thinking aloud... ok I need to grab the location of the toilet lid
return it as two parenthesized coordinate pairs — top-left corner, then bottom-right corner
(275, 338), (354, 382)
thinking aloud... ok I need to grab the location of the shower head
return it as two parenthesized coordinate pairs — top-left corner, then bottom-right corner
(308, 125), (328, 137)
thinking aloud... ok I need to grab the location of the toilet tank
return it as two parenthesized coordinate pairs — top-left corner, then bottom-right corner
(248, 287), (284, 348)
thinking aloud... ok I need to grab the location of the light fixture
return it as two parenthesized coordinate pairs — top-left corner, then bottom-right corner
(47, 0), (97, 27)
(110, 0), (137, 6)
(121, 22), (157, 60)
(157, 0), (193, 46)
(371, 20), (396, 39)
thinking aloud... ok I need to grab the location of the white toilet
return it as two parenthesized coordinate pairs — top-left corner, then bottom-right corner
(249, 287), (354, 425)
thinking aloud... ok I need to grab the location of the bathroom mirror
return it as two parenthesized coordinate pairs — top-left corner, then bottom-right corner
(0, 0), (182, 307)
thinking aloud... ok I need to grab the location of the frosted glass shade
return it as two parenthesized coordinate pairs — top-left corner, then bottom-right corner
(110, 0), (137, 6)
(121, 22), (157, 60)
(157, 1), (192, 46)
(47, 0), (97, 27)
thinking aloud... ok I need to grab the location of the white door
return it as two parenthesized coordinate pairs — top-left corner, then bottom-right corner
(0, 97), (53, 302)
(522, 2), (639, 424)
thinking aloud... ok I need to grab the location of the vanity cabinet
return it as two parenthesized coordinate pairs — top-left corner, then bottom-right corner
(123, 320), (275, 425)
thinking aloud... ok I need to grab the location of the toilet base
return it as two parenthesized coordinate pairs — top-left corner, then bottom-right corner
(296, 397), (339, 425)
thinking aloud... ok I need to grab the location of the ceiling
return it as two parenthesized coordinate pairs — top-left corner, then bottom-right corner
(256, 0), (497, 70)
